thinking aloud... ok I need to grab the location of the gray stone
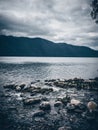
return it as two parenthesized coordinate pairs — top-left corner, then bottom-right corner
(39, 102), (51, 111)
(33, 110), (45, 117)
(58, 126), (72, 130)
(23, 98), (41, 105)
(54, 101), (63, 107)
(3, 84), (16, 89)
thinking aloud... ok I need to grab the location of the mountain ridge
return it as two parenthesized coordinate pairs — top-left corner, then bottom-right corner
(0, 35), (98, 57)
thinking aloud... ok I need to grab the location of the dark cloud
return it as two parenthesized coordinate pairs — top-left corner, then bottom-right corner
(0, 0), (98, 50)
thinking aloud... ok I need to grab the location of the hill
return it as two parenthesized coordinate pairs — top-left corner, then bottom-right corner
(0, 35), (98, 57)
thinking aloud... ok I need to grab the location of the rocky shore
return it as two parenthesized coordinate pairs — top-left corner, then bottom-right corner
(0, 78), (98, 130)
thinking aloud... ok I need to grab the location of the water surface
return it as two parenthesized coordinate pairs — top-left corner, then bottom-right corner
(0, 57), (98, 85)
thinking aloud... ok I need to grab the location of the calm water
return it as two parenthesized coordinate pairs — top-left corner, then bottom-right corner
(0, 57), (98, 85)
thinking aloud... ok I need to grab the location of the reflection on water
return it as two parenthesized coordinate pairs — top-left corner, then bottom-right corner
(0, 57), (98, 85)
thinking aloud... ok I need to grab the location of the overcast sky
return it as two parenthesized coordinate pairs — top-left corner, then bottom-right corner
(0, 0), (98, 50)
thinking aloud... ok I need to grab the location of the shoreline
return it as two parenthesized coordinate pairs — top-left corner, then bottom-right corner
(0, 78), (98, 130)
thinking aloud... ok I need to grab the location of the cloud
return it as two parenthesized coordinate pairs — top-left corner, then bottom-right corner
(0, 0), (98, 50)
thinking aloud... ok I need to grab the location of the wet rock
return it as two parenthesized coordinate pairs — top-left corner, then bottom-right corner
(30, 84), (38, 88)
(73, 78), (84, 82)
(8, 106), (17, 111)
(4, 94), (12, 98)
(19, 84), (25, 89)
(36, 80), (40, 82)
(32, 110), (45, 117)
(77, 103), (87, 110)
(86, 115), (95, 121)
(74, 109), (83, 113)
(30, 88), (41, 96)
(44, 82), (53, 86)
(58, 95), (70, 105)
(85, 112), (95, 121)
(30, 87), (53, 95)
(39, 102), (51, 111)
(58, 126), (66, 130)
(67, 102), (86, 113)
(40, 88), (53, 94)
(58, 126), (72, 130)
(70, 99), (80, 105)
(67, 103), (75, 112)
(41, 97), (48, 101)
(3, 84), (16, 90)
(45, 79), (56, 82)
(54, 101), (63, 107)
(23, 98), (41, 105)
(54, 81), (66, 88)
(15, 84), (26, 91)
(20, 93), (25, 97)
(87, 101), (97, 112)
(16, 86), (21, 91)
(22, 83), (32, 92)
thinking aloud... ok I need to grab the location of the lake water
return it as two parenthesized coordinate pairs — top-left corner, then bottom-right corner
(0, 57), (98, 85)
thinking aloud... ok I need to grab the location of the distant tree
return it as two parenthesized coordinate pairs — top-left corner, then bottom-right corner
(91, 0), (98, 23)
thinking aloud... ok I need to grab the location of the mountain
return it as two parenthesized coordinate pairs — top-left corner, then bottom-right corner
(0, 35), (98, 57)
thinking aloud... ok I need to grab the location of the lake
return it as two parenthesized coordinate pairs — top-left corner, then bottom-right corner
(0, 57), (98, 85)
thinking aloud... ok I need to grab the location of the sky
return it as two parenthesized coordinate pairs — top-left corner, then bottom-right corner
(0, 0), (98, 50)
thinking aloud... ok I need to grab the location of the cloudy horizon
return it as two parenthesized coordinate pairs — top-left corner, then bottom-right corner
(0, 0), (98, 50)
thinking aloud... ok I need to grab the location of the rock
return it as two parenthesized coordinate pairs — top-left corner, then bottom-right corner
(36, 80), (40, 82)
(67, 103), (75, 112)
(30, 89), (41, 96)
(87, 101), (97, 112)
(70, 99), (80, 105)
(39, 102), (51, 111)
(58, 95), (70, 105)
(42, 97), (48, 101)
(54, 81), (65, 88)
(4, 94), (12, 97)
(85, 112), (95, 121)
(19, 84), (25, 89)
(20, 93), (25, 97)
(58, 126), (72, 130)
(77, 103), (86, 110)
(54, 101), (63, 107)
(23, 98), (41, 105)
(3, 84), (16, 89)
(30, 84), (38, 88)
(40, 88), (53, 94)
(58, 127), (66, 130)
(27, 87), (53, 95)
(16, 86), (21, 91)
(44, 82), (53, 86)
(8, 106), (17, 111)
(22, 83), (31, 92)
(30, 87), (53, 96)
(33, 110), (45, 117)
(74, 109), (83, 113)
(15, 84), (25, 91)
(44, 79), (56, 82)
